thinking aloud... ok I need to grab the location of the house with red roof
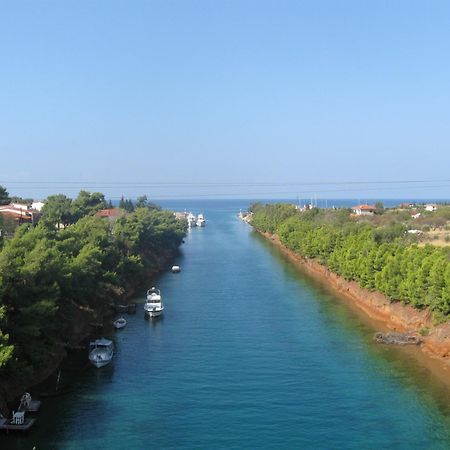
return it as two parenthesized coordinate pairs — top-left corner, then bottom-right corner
(0, 204), (40, 224)
(95, 208), (125, 220)
(352, 204), (376, 216)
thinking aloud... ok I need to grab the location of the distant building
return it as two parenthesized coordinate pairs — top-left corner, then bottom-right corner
(425, 204), (437, 212)
(174, 212), (187, 220)
(352, 204), (376, 216)
(399, 202), (416, 209)
(95, 208), (125, 220)
(32, 201), (45, 211)
(411, 212), (421, 219)
(0, 204), (40, 224)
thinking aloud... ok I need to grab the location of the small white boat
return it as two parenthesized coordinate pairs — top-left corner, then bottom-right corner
(144, 287), (164, 318)
(171, 265), (181, 273)
(196, 213), (206, 227)
(113, 317), (127, 329)
(89, 338), (114, 368)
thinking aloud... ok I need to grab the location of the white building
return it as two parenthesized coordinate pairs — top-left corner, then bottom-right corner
(32, 201), (45, 211)
(352, 204), (376, 216)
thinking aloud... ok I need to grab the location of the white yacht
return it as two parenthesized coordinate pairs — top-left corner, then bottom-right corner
(186, 213), (197, 228)
(171, 265), (181, 273)
(144, 287), (164, 318)
(196, 213), (206, 227)
(89, 338), (114, 368)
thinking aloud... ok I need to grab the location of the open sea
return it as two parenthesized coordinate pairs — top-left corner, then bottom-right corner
(2, 199), (450, 450)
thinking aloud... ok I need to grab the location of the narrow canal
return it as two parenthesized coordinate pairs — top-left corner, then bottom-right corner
(4, 200), (450, 449)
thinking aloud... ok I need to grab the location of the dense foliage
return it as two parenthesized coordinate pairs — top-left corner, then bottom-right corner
(251, 204), (450, 321)
(0, 192), (186, 376)
(0, 186), (10, 206)
(40, 191), (107, 229)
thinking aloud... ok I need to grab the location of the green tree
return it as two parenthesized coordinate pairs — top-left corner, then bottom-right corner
(71, 191), (106, 221)
(40, 194), (73, 229)
(0, 186), (10, 205)
(135, 195), (148, 208)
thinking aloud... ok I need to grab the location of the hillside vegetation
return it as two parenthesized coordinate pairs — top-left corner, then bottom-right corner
(0, 190), (186, 380)
(251, 203), (450, 322)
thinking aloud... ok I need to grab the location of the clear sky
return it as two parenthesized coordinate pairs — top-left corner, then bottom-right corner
(1, 0), (450, 200)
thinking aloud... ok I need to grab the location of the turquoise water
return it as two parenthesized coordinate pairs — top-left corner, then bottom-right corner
(3, 200), (450, 449)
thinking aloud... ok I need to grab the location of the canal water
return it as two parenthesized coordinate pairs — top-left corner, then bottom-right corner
(3, 200), (450, 449)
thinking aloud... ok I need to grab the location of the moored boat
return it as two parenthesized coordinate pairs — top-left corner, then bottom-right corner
(171, 265), (181, 273)
(113, 317), (127, 329)
(186, 213), (197, 228)
(88, 338), (114, 368)
(144, 287), (164, 318)
(196, 213), (206, 227)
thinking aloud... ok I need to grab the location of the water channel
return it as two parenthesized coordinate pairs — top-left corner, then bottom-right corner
(3, 200), (450, 449)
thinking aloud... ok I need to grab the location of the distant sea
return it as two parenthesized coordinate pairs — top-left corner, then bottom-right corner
(154, 197), (449, 212)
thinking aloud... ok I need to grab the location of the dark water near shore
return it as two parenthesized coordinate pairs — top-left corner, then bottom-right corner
(3, 200), (450, 449)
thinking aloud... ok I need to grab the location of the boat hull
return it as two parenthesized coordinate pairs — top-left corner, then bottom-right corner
(144, 308), (164, 318)
(90, 358), (112, 368)
(89, 348), (113, 368)
(113, 318), (127, 329)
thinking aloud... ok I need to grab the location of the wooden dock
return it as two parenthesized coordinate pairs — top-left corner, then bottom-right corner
(0, 417), (36, 432)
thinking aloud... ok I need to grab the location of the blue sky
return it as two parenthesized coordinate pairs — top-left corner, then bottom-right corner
(1, 0), (450, 200)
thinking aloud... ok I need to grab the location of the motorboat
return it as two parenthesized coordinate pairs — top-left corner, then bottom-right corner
(171, 265), (181, 273)
(144, 287), (164, 318)
(196, 213), (206, 227)
(89, 338), (114, 368)
(113, 317), (127, 329)
(186, 213), (197, 228)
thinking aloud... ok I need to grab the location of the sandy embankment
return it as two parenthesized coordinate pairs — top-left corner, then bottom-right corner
(260, 231), (450, 371)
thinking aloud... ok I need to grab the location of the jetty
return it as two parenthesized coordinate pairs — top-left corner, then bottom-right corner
(0, 416), (36, 432)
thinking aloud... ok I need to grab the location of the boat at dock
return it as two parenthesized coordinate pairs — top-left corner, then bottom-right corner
(144, 287), (164, 318)
(172, 265), (181, 273)
(187, 213), (197, 228)
(196, 213), (206, 227)
(113, 317), (127, 329)
(88, 338), (114, 368)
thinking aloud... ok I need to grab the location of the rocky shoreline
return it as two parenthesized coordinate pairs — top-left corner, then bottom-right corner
(0, 249), (179, 417)
(259, 231), (450, 373)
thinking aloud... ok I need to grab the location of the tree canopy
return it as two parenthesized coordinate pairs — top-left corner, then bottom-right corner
(0, 193), (186, 377)
(0, 186), (10, 205)
(252, 203), (450, 321)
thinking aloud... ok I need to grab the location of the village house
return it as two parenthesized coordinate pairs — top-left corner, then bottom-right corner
(351, 204), (376, 216)
(425, 204), (437, 212)
(0, 203), (41, 224)
(94, 208), (125, 220)
(31, 201), (45, 211)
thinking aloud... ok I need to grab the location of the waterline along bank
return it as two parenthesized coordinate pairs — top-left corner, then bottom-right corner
(249, 202), (450, 375)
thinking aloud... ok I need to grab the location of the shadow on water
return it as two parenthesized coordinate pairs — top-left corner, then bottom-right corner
(251, 230), (450, 419)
